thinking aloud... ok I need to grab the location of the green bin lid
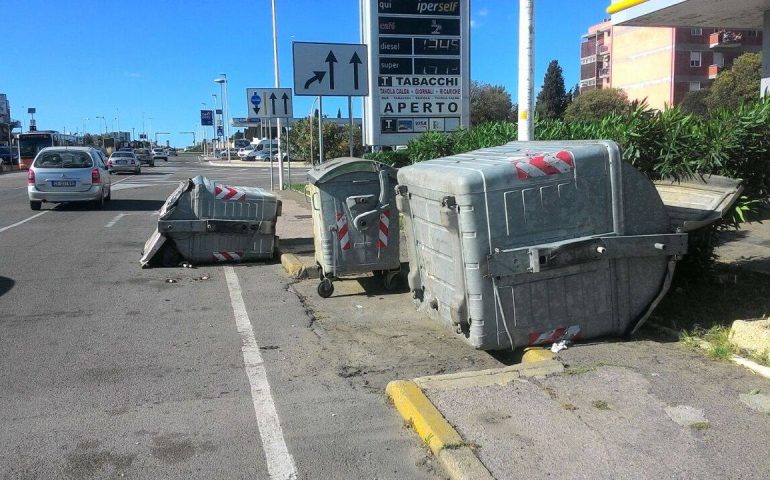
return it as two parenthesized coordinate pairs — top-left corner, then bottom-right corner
(307, 157), (396, 185)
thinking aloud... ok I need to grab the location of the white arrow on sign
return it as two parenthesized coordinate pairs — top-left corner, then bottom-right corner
(292, 42), (369, 97)
(246, 88), (293, 118)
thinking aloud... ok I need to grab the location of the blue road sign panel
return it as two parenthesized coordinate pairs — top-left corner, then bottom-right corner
(200, 110), (214, 126)
(217, 126), (224, 137)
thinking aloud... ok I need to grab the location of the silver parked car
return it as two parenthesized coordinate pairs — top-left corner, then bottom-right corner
(152, 148), (168, 162)
(108, 151), (141, 174)
(27, 146), (112, 210)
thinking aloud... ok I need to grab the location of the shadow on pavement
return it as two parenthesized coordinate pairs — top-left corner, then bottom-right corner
(0, 276), (14, 298)
(111, 171), (171, 177)
(279, 237), (314, 255)
(652, 267), (770, 331)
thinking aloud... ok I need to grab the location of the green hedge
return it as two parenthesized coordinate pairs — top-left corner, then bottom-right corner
(397, 100), (770, 273)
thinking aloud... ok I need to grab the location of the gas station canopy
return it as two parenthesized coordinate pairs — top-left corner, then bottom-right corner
(608, 0), (770, 28)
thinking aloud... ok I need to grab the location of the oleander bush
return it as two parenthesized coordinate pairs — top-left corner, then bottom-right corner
(395, 98), (770, 273)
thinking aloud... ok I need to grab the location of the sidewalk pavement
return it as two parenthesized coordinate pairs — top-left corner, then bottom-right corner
(274, 187), (770, 480)
(275, 189), (317, 279)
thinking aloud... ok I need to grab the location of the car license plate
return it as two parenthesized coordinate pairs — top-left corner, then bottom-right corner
(117, 160), (127, 165)
(52, 180), (76, 187)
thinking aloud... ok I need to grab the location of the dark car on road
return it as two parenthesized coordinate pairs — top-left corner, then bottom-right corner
(0, 146), (19, 165)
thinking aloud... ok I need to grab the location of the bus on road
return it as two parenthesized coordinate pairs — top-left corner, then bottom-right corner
(17, 131), (80, 169)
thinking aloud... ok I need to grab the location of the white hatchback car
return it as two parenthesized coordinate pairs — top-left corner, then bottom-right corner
(27, 146), (112, 210)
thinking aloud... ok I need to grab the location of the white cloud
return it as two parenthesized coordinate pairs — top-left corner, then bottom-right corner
(125, 72), (141, 78)
(471, 19), (483, 29)
(478, 7), (489, 16)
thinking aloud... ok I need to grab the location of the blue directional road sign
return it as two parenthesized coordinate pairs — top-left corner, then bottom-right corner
(200, 109), (213, 126)
(217, 126), (224, 137)
(246, 87), (293, 119)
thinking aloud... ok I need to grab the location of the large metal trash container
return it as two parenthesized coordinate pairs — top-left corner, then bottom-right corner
(141, 175), (281, 267)
(307, 157), (400, 297)
(396, 140), (741, 350)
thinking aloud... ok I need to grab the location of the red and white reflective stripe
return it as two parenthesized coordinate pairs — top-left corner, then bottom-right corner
(336, 212), (351, 251)
(528, 325), (582, 345)
(376, 210), (390, 249)
(512, 150), (575, 180)
(212, 251), (243, 262)
(214, 185), (246, 201)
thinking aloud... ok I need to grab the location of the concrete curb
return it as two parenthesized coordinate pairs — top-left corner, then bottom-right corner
(386, 360), (564, 480)
(207, 159), (311, 169)
(521, 347), (557, 363)
(650, 323), (770, 381)
(280, 252), (308, 279)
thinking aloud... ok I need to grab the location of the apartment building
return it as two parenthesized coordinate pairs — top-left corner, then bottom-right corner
(580, 21), (763, 109)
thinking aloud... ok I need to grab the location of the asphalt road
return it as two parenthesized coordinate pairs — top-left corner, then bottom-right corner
(0, 155), (500, 479)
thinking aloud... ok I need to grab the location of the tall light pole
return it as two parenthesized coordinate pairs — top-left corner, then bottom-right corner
(517, 0), (534, 141)
(271, 0), (285, 189)
(214, 74), (231, 162)
(211, 94), (219, 153)
(201, 102), (208, 156)
(95, 115), (107, 147)
(82, 117), (89, 143)
(148, 117), (153, 147)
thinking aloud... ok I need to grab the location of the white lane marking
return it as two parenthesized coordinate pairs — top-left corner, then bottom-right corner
(110, 177), (133, 185)
(0, 211), (49, 234)
(104, 213), (126, 228)
(104, 211), (159, 227)
(224, 266), (297, 480)
(111, 183), (154, 191)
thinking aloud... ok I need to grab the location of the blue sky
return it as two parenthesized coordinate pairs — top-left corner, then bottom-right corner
(4, 0), (610, 147)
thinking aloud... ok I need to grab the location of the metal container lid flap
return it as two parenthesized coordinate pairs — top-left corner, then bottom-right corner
(654, 174), (744, 232)
(307, 157), (396, 185)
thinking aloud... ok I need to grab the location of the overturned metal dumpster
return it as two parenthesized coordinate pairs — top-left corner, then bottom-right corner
(141, 175), (281, 267)
(396, 140), (742, 350)
(307, 157), (401, 298)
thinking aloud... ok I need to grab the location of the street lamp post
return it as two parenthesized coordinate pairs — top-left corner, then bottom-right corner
(214, 74), (231, 162)
(201, 102), (208, 156)
(148, 117), (153, 148)
(211, 94), (218, 154)
(95, 115), (107, 147)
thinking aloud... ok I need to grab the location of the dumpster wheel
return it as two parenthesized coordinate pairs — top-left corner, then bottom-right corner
(383, 271), (400, 291)
(317, 278), (334, 298)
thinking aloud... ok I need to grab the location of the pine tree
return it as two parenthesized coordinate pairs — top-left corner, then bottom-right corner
(535, 60), (569, 120)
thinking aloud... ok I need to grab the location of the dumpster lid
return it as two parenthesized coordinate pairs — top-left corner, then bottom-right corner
(158, 178), (194, 220)
(139, 229), (166, 267)
(307, 157), (396, 185)
(654, 174), (744, 232)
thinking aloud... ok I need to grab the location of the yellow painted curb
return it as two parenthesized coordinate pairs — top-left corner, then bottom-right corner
(386, 380), (461, 455)
(522, 347), (555, 363)
(280, 253), (307, 279)
(387, 380), (494, 480)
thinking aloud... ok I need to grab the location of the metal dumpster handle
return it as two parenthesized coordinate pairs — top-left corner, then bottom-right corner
(378, 170), (390, 206)
(311, 192), (321, 211)
(352, 206), (389, 231)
